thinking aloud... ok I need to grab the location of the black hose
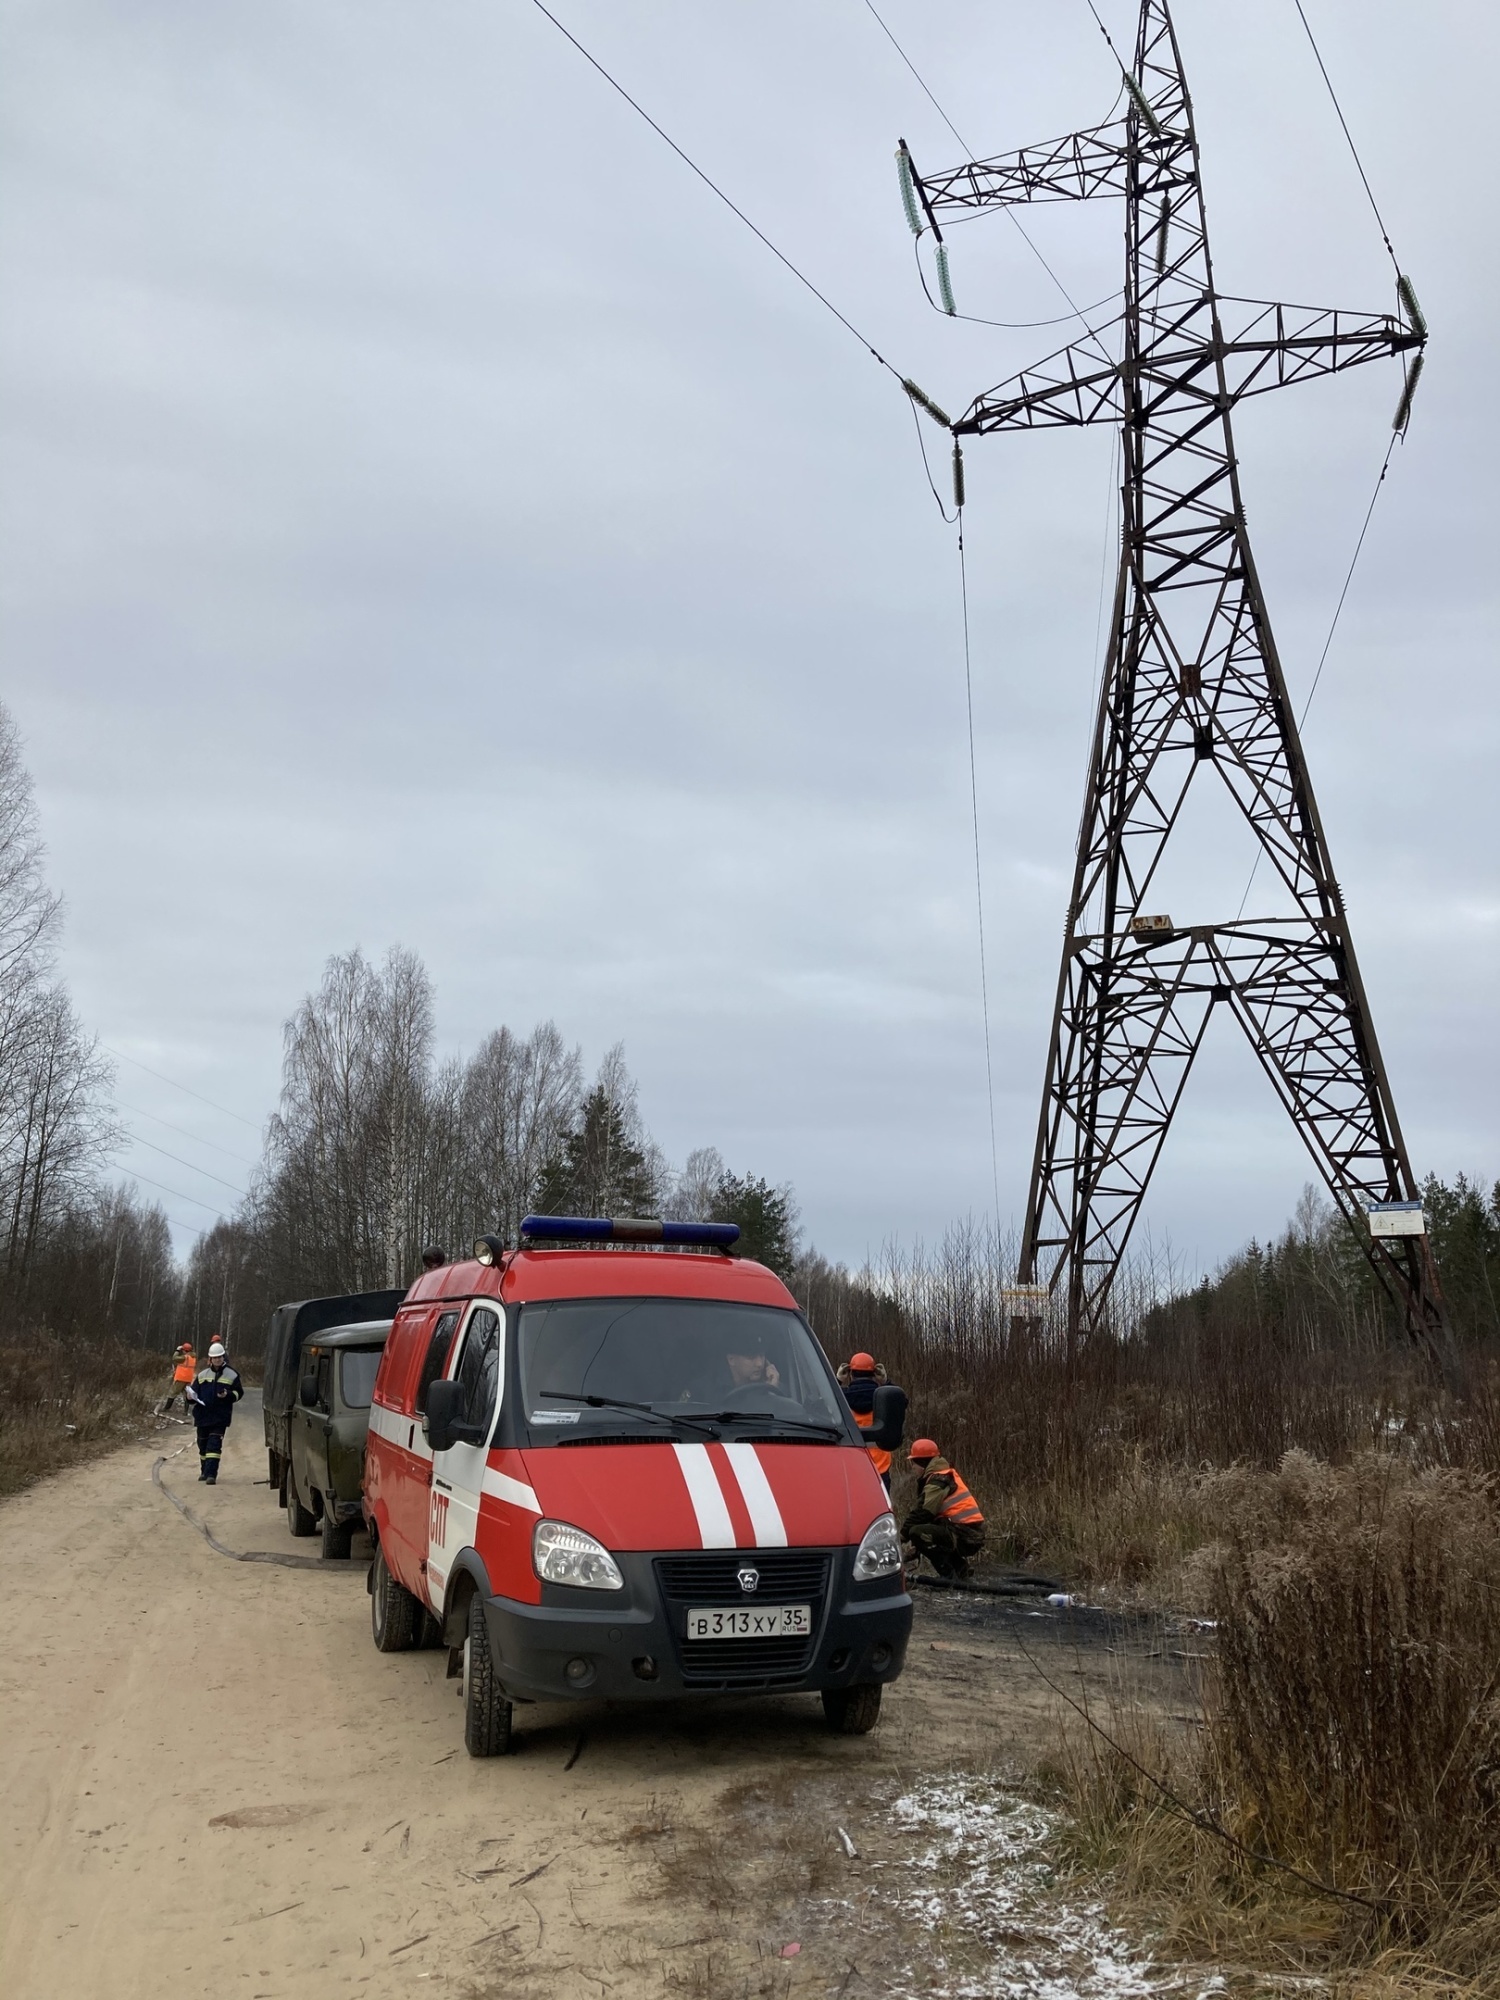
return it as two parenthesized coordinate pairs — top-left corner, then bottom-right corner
(910, 1572), (1064, 1600)
(151, 1456), (351, 1572)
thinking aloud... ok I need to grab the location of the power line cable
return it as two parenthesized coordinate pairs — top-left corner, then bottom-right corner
(910, 236), (1121, 330)
(118, 1165), (231, 1220)
(119, 1132), (249, 1199)
(103, 1045), (262, 1130)
(909, 399), (958, 522)
(117, 1099), (259, 1171)
(527, 0), (903, 380)
(957, 517), (1003, 1231)
(1235, 431), (1399, 920)
(1082, 0), (1125, 70)
(1290, 0), (1401, 274)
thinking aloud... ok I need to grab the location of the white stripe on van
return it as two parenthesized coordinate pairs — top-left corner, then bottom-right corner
(671, 1443), (736, 1549)
(481, 1468), (541, 1514)
(720, 1443), (788, 1548)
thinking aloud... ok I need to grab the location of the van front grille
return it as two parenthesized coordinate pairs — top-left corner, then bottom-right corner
(654, 1550), (834, 1689)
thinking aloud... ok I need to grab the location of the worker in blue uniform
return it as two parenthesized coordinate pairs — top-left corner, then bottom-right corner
(188, 1341), (244, 1484)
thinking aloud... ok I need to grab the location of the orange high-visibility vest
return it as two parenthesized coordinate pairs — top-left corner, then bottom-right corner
(932, 1466), (984, 1528)
(172, 1353), (197, 1385)
(853, 1407), (892, 1477)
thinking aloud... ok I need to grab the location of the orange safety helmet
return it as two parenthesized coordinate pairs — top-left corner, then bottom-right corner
(908, 1437), (940, 1462)
(848, 1351), (877, 1373)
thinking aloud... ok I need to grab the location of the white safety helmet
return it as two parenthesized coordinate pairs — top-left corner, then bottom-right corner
(208, 1342), (227, 1359)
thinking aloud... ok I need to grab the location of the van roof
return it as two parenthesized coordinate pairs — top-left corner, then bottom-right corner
(402, 1249), (796, 1311)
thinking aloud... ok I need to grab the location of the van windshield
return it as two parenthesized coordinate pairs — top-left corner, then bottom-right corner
(517, 1298), (848, 1442)
(339, 1349), (382, 1409)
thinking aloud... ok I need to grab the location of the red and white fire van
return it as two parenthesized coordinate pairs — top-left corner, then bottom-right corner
(363, 1217), (911, 1756)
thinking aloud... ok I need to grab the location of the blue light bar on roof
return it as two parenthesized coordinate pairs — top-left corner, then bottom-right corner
(520, 1214), (740, 1248)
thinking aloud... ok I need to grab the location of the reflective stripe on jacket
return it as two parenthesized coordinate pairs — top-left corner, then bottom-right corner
(192, 1364), (243, 1427)
(853, 1407), (892, 1477)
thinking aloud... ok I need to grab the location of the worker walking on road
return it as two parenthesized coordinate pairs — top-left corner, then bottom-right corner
(158, 1343), (196, 1415)
(901, 1438), (986, 1578)
(188, 1341), (243, 1485)
(836, 1352), (908, 1493)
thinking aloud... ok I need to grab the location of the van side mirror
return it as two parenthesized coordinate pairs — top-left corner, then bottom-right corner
(300, 1373), (319, 1408)
(872, 1382), (908, 1446)
(426, 1376), (485, 1452)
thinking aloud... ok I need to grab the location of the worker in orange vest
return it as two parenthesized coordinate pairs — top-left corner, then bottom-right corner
(902, 1438), (986, 1578)
(836, 1352), (907, 1493)
(158, 1343), (196, 1416)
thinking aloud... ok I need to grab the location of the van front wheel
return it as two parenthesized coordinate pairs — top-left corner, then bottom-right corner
(463, 1596), (513, 1758)
(371, 1546), (418, 1652)
(286, 1468), (317, 1538)
(821, 1682), (882, 1734)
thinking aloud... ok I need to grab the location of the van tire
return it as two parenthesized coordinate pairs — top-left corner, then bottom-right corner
(821, 1682), (882, 1734)
(286, 1468), (317, 1538)
(371, 1547), (419, 1653)
(463, 1596), (513, 1758)
(321, 1510), (354, 1560)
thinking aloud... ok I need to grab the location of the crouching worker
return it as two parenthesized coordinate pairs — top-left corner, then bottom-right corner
(901, 1438), (985, 1579)
(188, 1341), (243, 1485)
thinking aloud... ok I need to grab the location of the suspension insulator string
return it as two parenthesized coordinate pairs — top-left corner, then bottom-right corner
(952, 440), (966, 511)
(1123, 69), (1163, 139)
(902, 377), (953, 428)
(936, 242), (957, 316)
(1397, 274), (1427, 340)
(1392, 352), (1424, 436)
(896, 143), (923, 236)
(1153, 196), (1170, 274)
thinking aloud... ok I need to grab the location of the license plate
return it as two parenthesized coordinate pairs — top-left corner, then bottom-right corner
(685, 1604), (811, 1641)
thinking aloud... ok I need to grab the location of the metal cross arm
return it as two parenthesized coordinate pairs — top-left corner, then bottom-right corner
(907, 121), (1133, 214)
(954, 301), (1419, 436)
(1212, 297), (1423, 399)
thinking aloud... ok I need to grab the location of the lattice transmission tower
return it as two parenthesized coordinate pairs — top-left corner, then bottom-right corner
(901, 1), (1443, 1351)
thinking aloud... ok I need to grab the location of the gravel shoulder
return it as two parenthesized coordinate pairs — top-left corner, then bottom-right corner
(0, 1408), (1197, 1999)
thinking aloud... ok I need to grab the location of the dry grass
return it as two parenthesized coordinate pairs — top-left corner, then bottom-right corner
(1044, 1454), (1500, 1994)
(0, 1336), (167, 1496)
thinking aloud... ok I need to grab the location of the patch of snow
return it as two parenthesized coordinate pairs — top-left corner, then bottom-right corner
(876, 1773), (1206, 2000)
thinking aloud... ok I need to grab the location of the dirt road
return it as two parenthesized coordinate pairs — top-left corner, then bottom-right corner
(0, 1408), (1195, 2000)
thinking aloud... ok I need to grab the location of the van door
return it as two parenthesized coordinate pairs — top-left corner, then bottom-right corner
(379, 1307), (460, 1597)
(426, 1303), (504, 1613)
(305, 1349), (336, 1507)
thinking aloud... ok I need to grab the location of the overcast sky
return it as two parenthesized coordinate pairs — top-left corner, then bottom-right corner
(2, 0), (1495, 1272)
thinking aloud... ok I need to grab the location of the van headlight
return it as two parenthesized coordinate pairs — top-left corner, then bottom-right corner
(853, 1511), (903, 1581)
(533, 1520), (624, 1590)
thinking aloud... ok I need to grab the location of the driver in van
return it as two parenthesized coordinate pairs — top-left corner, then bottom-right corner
(725, 1346), (781, 1391)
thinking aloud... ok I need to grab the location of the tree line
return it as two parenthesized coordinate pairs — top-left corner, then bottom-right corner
(182, 944), (800, 1353)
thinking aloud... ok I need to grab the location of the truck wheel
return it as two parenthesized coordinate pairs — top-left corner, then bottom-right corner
(821, 1683), (882, 1735)
(463, 1595), (513, 1758)
(320, 1510), (354, 1560)
(371, 1546), (418, 1653)
(286, 1468), (317, 1539)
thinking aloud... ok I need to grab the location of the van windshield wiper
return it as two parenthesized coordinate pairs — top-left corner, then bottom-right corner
(690, 1410), (847, 1440)
(536, 1391), (721, 1439)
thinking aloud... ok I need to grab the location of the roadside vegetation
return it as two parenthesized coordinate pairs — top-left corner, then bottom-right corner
(0, 1336), (166, 1496)
(801, 1187), (1500, 1991)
